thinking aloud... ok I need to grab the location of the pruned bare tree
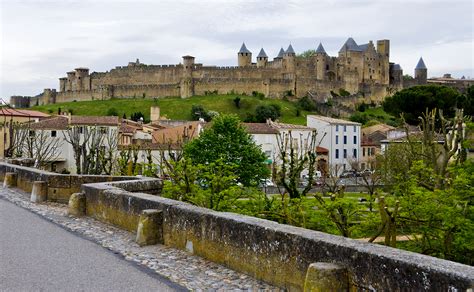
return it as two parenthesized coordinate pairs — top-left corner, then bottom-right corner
(321, 163), (344, 195)
(100, 128), (119, 175)
(31, 130), (62, 169)
(403, 108), (467, 189)
(63, 126), (85, 174)
(159, 126), (195, 177)
(5, 121), (30, 158)
(276, 130), (320, 199)
(63, 125), (114, 174)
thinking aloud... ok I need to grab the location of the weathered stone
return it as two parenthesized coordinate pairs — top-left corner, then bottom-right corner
(68, 192), (86, 216)
(304, 262), (349, 292)
(136, 209), (163, 246)
(30, 181), (48, 203)
(3, 172), (17, 188)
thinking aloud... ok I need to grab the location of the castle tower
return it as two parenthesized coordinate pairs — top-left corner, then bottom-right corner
(66, 71), (76, 91)
(256, 48), (268, 68)
(74, 68), (90, 91)
(272, 47), (285, 68)
(180, 55), (195, 98)
(238, 43), (252, 67)
(376, 40), (390, 84)
(42, 88), (57, 105)
(315, 42), (327, 80)
(59, 77), (67, 92)
(415, 57), (427, 84)
(283, 44), (296, 72)
(377, 39), (390, 58)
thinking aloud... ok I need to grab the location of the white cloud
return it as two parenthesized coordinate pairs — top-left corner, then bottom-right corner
(1, 0), (473, 97)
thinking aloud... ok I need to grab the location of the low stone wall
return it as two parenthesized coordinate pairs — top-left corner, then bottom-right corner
(0, 162), (159, 203)
(81, 180), (474, 291)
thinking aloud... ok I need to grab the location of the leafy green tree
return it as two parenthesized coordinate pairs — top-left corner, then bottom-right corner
(297, 49), (316, 58)
(106, 107), (119, 116)
(382, 85), (463, 125)
(184, 114), (269, 186)
(255, 104), (280, 122)
(191, 104), (212, 121)
(297, 96), (317, 111)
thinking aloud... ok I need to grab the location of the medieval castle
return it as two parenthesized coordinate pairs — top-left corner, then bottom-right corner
(10, 38), (428, 108)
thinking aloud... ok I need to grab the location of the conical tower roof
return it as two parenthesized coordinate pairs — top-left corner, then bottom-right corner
(257, 48), (268, 58)
(339, 37), (362, 53)
(238, 43), (251, 54)
(285, 44), (295, 54)
(415, 57), (427, 70)
(316, 42), (326, 54)
(276, 47), (285, 58)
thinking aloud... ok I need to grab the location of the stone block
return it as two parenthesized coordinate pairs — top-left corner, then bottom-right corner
(68, 193), (86, 216)
(30, 181), (48, 203)
(304, 262), (349, 292)
(136, 209), (163, 246)
(3, 172), (17, 188)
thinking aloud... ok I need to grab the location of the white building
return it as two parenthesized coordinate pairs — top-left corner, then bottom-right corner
(306, 115), (361, 173)
(30, 115), (120, 173)
(243, 120), (328, 175)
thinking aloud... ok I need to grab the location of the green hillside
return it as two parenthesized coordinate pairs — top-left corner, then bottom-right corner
(30, 94), (313, 125)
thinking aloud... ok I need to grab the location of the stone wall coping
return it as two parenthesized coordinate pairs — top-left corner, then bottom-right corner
(82, 179), (474, 287)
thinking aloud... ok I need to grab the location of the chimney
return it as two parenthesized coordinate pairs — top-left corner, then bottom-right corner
(150, 106), (160, 123)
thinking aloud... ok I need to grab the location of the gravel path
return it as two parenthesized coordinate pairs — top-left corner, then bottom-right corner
(0, 187), (280, 291)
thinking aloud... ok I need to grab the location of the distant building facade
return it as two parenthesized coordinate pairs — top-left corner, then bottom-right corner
(306, 115), (361, 173)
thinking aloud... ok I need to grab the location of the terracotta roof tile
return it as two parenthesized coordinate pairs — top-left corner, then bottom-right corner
(70, 116), (119, 126)
(242, 123), (279, 134)
(0, 108), (50, 118)
(30, 116), (68, 130)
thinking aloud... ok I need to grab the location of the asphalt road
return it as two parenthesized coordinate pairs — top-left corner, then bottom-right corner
(0, 199), (183, 292)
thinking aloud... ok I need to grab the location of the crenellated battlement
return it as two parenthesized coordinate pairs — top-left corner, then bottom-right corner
(11, 37), (422, 107)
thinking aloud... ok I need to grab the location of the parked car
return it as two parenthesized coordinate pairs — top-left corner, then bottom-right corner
(259, 179), (275, 187)
(340, 170), (357, 178)
(359, 169), (374, 177)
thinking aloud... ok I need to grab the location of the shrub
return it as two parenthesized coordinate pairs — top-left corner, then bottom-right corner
(297, 96), (317, 111)
(233, 96), (241, 108)
(255, 104), (280, 122)
(106, 107), (119, 116)
(350, 112), (369, 124)
(191, 104), (213, 121)
(130, 111), (145, 122)
(339, 88), (351, 96)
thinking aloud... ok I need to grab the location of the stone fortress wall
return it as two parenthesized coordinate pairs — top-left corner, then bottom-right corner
(11, 38), (428, 108)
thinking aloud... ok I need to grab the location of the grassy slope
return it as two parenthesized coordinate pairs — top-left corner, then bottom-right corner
(31, 94), (312, 125)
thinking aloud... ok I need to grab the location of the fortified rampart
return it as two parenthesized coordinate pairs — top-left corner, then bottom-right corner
(1, 162), (473, 291)
(11, 38), (429, 108)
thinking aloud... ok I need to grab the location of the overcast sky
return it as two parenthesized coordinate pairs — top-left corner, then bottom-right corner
(0, 0), (473, 98)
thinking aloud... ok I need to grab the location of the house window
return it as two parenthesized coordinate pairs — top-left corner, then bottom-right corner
(343, 135), (347, 144)
(51, 130), (57, 137)
(343, 149), (347, 159)
(336, 125), (339, 132)
(343, 125), (347, 132)
(353, 125), (356, 131)
(265, 150), (272, 158)
(353, 136), (357, 144)
(363, 148), (366, 157)
(336, 136), (339, 144)
(100, 127), (107, 134)
(79, 126), (83, 134)
(353, 149), (357, 158)
(335, 149), (339, 159)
